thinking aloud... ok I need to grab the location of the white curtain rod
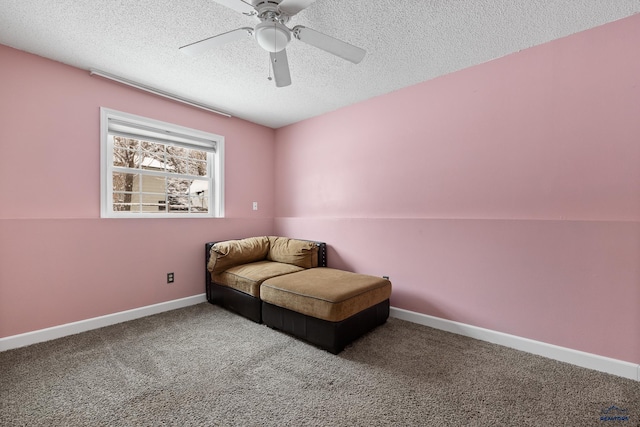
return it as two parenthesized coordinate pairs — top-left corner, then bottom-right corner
(89, 69), (232, 118)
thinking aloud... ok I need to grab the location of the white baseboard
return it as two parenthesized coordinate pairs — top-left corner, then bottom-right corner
(3, 299), (637, 381)
(390, 307), (640, 382)
(0, 294), (207, 352)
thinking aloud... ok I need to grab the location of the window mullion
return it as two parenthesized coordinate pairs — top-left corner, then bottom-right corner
(112, 166), (205, 181)
(136, 144), (142, 213)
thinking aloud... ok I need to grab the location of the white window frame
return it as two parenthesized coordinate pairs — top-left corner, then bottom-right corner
(100, 107), (224, 218)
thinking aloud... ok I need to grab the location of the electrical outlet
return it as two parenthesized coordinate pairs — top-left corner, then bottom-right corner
(167, 272), (174, 283)
(252, 201), (258, 211)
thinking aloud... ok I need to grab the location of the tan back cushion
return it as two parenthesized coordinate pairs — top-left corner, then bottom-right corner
(267, 236), (318, 269)
(207, 237), (269, 275)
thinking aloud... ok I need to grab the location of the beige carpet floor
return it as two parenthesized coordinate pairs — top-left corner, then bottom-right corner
(1, 303), (638, 426)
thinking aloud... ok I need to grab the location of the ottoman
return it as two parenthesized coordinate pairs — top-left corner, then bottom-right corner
(260, 267), (392, 354)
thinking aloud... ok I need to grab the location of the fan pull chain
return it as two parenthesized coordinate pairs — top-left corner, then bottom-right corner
(273, 21), (277, 60)
(268, 22), (277, 82)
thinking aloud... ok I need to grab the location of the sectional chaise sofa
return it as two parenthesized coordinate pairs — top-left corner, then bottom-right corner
(206, 236), (392, 353)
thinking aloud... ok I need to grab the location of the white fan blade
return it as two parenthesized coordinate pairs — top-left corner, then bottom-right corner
(180, 28), (253, 56)
(270, 50), (291, 87)
(212, 0), (256, 15)
(278, 0), (317, 16)
(292, 26), (365, 64)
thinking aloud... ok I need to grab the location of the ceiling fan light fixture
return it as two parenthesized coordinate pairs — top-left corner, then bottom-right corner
(254, 21), (290, 52)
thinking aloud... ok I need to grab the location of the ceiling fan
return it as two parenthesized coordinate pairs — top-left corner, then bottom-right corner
(179, 0), (366, 87)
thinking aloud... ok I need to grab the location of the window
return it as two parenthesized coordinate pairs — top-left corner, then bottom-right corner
(100, 108), (224, 218)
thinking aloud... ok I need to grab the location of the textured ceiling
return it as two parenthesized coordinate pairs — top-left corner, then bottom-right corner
(1, 0), (639, 128)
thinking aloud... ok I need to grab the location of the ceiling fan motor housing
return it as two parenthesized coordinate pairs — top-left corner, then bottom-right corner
(254, 20), (291, 52)
(253, 1), (292, 53)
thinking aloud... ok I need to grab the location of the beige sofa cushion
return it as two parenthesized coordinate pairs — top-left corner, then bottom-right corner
(213, 261), (305, 297)
(207, 237), (269, 275)
(267, 236), (318, 268)
(260, 267), (392, 322)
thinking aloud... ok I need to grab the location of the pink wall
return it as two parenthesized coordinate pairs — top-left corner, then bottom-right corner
(2, 15), (639, 365)
(274, 15), (640, 363)
(0, 45), (276, 337)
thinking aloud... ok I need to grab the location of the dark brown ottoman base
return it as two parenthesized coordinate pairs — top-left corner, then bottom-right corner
(208, 281), (262, 323)
(262, 299), (390, 354)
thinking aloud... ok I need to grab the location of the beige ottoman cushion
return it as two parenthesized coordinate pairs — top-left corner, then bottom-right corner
(260, 267), (391, 322)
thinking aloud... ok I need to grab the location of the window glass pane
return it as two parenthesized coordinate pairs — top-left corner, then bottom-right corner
(167, 177), (189, 194)
(168, 196), (189, 213)
(113, 203), (134, 212)
(113, 192), (132, 211)
(165, 147), (188, 176)
(113, 192), (139, 212)
(141, 193), (166, 212)
(140, 140), (166, 154)
(113, 143), (140, 168)
(188, 150), (208, 176)
(188, 179), (209, 194)
(140, 155), (167, 171)
(189, 179), (209, 212)
(113, 172), (137, 193)
(167, 177), (189, 212)
(114, 137), (138, 150)
(140, 174), (166, 195)
(138, 142), (164, 171)
(190, 196), (208, 212)
(139, 174), (166, 213)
